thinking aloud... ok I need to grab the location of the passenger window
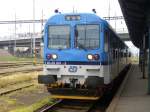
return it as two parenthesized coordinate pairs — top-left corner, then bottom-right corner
(115, 50), (118, 59)
(129, 52), (131, 57)
(113, 49), (115, 59)
(124, 52), (127, 57)
(104, 31), (109, 52)
(121, 51), (123, 58)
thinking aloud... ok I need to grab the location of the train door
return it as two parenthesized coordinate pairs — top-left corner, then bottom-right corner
(117, 41), (120, 74)
(104, 29), (112, 83)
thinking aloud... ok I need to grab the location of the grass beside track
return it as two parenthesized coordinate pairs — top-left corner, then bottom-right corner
(0, 84), (50, 112)
(9, 97), (53, 112)
(0, 71), (40, 88)
(0, 56), (42, 63)
(0, 56), (33, 62)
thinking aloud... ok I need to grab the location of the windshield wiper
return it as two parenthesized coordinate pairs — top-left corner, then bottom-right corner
(77, 43), (87, 50)
(58, 46), (66, 50)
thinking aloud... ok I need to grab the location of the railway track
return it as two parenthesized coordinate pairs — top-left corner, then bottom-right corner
(0, 64), (31, 69)
(0, 66), (42, 78)
(0, 62), (42, 77)
(35, 99), (96, 112)
(0, 83), (34, 96)
(0, 62), (42, 69)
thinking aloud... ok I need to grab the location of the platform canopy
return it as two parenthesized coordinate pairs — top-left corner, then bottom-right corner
(118, 0), (150, 48)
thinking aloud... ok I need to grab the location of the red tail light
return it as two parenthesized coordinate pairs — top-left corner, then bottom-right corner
(46, 54), (52, 60)
(94, 54), (100, 60)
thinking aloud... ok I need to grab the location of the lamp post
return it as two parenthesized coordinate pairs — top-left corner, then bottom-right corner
(14, 12), (16, 56)
(33, 0), (36, 65)
(108, 0), (111, 22)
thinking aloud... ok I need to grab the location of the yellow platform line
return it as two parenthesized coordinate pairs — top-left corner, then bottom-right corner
(51, 95), (100, 100)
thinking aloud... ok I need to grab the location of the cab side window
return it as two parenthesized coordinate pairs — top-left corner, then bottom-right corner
(104, 31), (109, 52)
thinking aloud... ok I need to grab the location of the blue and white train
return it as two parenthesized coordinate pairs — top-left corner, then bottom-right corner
(38, 12), (130, 100)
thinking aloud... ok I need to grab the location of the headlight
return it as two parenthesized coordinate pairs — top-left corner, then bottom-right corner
(87, 54), (93, 60)
(52, 54), (57, 59)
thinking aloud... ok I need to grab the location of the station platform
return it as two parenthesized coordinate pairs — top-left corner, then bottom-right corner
(107, 64), (150, 112)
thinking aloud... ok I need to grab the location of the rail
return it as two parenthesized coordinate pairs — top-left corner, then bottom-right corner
(35, 99), (97, 112)
(0, 65), (42, 77)
(0, 84), (34, 95)
(34, 99), (62, 112)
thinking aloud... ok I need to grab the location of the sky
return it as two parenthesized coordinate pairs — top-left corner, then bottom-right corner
(0, 0), (138, 54)
(0, 0), (123, 20)
(0, 0), (126, 35)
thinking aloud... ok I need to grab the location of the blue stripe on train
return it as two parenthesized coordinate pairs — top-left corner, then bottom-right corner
(44, 61), (109, 65)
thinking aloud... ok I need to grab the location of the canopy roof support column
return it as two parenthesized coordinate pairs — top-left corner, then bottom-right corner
(148, 6), (150, 93)
(148, 27), (150, 93)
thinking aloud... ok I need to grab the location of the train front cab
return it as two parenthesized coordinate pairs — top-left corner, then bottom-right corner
(39, 25), (104, 100)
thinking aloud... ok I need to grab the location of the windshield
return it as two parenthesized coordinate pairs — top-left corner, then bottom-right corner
(75, 24), (100, 49)
(48, 25), (70, 49)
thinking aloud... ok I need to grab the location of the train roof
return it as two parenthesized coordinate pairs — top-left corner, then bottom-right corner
(46, 13), (109, 25)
